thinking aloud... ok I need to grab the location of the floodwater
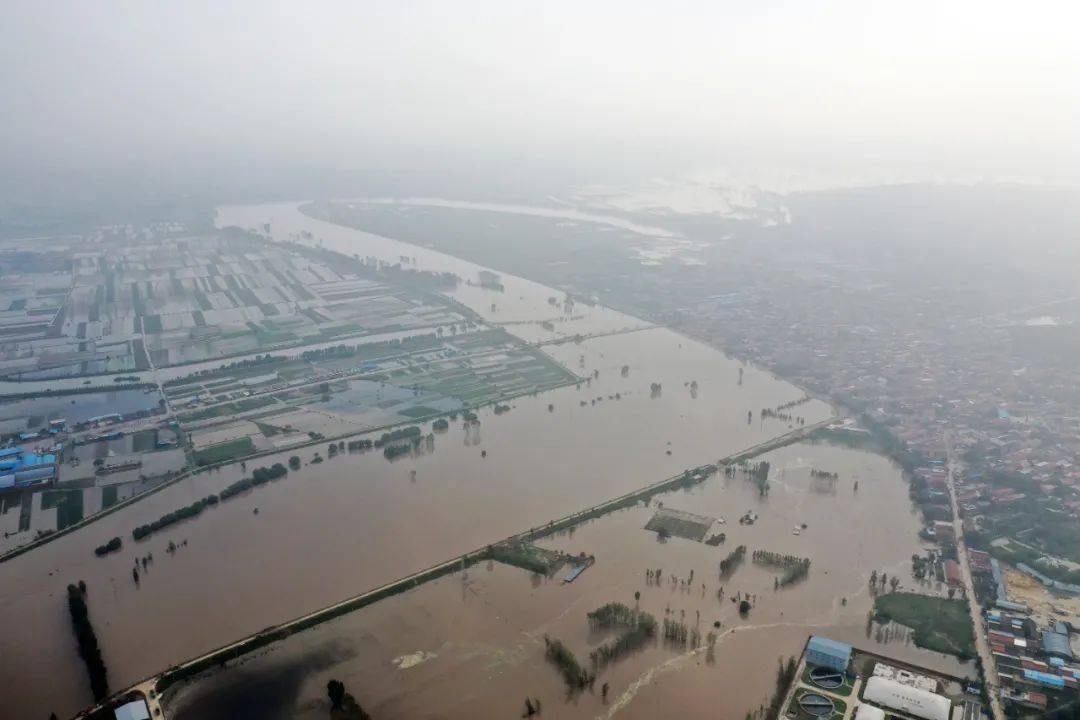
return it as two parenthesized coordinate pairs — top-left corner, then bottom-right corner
(218, 202), (654, 346)
(162, 442), (971, 720)
(0, 388), (160, 427)
(0, 201), (834, 719)
(354, 196), (680, 238)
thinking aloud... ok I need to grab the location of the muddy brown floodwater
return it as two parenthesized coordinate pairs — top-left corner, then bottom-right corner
(0, 205), (841, 719)
(161, 442), (973, 720)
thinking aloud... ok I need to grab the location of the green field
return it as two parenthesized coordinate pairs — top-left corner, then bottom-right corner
(873, 592), (975, 658)
(178, 396), (276, 423)
(131, 428), (158, 452)
(397, 406), (442, 418)
(101, 485), (119, 509)
(193, 437), (255, 466)
(43, 489), (85, 530)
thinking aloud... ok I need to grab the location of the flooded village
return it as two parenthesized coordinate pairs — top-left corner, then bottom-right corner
(0, 204), (978, 719)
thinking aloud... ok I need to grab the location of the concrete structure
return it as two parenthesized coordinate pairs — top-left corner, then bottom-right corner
(994, 599), (1029, 613)
(863, 676), (952, 720)
(806, 635), (853, 672)
(873, 662), (939, 692)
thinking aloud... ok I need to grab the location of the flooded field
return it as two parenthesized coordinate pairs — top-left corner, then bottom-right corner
(0, 203), (846, 720)
(218, 202), (650, 346)
(0, 321), (829, 718)
(161, 441), (971, 720)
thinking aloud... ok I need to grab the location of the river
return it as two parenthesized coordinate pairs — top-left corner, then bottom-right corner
(161, 441), (969, 720)
(0, 202), (892, 719)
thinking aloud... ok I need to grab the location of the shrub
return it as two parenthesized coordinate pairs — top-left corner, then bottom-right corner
(93, 537), (122, 557)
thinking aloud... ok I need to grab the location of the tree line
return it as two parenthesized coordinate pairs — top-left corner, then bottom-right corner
(133, 462), (290, 540)
(586, 602), (658, 670)
(94, 536), (122, 557)
(753, 550), (812, 587)
(67, 582), (109, 702)
(720, 545), (747, 576)
(543, 635), (593, 691)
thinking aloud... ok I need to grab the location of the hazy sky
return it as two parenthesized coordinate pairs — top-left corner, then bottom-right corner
(3, 0), (1078, 203)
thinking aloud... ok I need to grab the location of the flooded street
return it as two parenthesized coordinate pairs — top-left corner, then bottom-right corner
(162, 442), (970, 720)
(0, 204), (838, 718)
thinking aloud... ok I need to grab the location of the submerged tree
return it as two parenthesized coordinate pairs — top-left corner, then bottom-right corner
(327, 680), (346, 710)
(327, 678), (371, 719)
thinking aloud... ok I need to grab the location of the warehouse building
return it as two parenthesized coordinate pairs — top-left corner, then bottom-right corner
(806, 636), (853, 672)
(1041, 629), (1073, 662)
(0, 446), (58, 491)
(862, 676), (952, 720)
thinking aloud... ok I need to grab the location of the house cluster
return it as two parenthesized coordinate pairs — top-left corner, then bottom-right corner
(986, 609), (1078, 712)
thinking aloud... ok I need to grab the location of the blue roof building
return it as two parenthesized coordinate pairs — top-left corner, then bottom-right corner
(1023, 670), (1066, 689)
(0, 447), (58, 491)
(806, 635), (852, 672)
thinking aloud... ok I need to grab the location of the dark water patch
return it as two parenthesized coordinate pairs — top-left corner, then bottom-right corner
(167, 639), (356, 720)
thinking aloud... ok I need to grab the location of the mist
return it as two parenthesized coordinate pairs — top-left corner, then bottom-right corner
(3, 0), (1079, 206)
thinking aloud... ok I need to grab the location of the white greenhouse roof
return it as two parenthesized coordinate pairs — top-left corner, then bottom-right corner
(863, 676), (951, 720)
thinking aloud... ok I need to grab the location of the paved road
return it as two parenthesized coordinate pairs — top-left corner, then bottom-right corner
(946, 441), (1005, 720)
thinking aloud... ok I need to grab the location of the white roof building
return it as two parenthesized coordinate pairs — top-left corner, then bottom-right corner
(863, 676), (952, 720)
(114, 699), (151, 720)
(855, 704), (887, 720)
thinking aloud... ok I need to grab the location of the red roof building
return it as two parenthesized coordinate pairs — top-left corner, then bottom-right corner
(943, 559), (963, 587)
(934, 521), (957, 544)
(969, 549), (992, 574)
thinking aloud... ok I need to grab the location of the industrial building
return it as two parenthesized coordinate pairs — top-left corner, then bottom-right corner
(0, 445), (58, 491)
(1041, 625), (1073, 661)
(785, 637), (976, 720)
(986, 605), (1079, 706)
(862, 676), (952, 720)
(806, 635), (852, 672)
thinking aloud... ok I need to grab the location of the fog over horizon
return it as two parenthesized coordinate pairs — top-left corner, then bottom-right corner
(3, 0), (1079, 206)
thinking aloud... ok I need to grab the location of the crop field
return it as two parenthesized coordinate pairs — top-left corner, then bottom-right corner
(169, 326), (578, 449)
(872, 592), (975, 658)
